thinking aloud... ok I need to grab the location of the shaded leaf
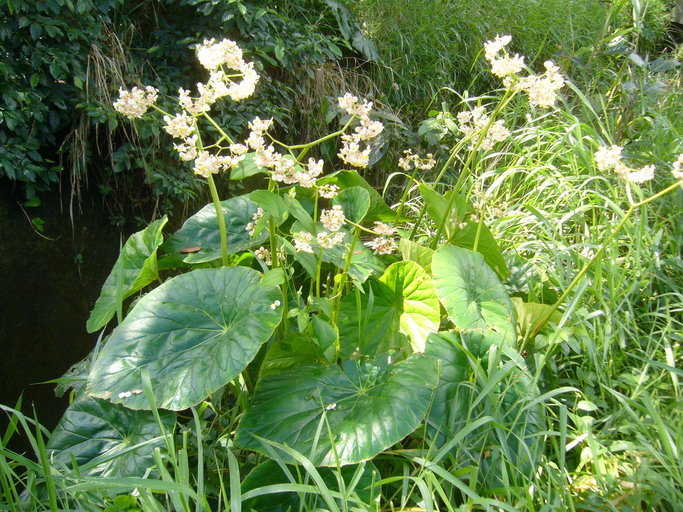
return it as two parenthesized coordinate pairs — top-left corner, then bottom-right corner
(163, 195), (268, 264)
(87, 267), (282, 410)
(236, 354), (439, 466)
(87, 216), (167, 333)
(47, 396), (175, 477)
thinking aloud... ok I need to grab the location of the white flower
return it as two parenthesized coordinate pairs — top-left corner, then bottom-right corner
(248, 116), (274, 133)
(270, 300), (281, 310)
(193, 151), (230, 178)
(338, 93), (373, 117)
(294, 232), (314, 253)
(624, 165), (655, 183)
(672, 154), (683, 180)
(373, 221), (396, 236)
(197, 38), (245, 71)
(254, 246), (272, 265)
(338, 135), (370, 167)
(457, 106), (509, 150)
(484, 35), (512, 61)
(365, 236), (397, 255)
(318, 184), (340, 199)
(594, 145), (623, 171)
(355, 116), (384, 140)
(320, 205), (345, 232)
(490, 54), (525, 78)
(163, 112), (195, 139)
(316, 231), (345, 249)
(173, 135), (198, 161)
(516, 61), (565, 108)
(113, 86), (158, 119)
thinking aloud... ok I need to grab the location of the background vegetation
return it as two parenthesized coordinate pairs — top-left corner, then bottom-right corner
(1, 0), (681, 510)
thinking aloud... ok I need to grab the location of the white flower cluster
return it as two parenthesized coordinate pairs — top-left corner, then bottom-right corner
(457, 106), (510, 150)
(515, 61), (565, 108)
(294, 205), (346, 253)
(115, 38), (260, 179)
(318, 184), (340, 199)
(243, 117), (326, 188)
(246, 207), (265, 237)
(484, 35), (565, 108)
(594, 145), (655, 183)
(193, 151), (235, 178)
(337, 94), (384, 168)
(672, 154), (683, 180)
(365, 221), (397, 255)
(484, 35), (525, 79)
(397, 149), (436, 171)
(113, 86), (158, 119)
(254, 247), (285, 267)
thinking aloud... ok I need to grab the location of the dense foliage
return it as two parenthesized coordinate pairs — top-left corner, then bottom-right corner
(1, 1), (682, 511)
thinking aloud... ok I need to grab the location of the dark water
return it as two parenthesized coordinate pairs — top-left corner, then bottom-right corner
(0, 181), (126, 452)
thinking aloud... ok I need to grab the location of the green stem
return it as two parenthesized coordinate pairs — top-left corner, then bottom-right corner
(202, 112), (234, 145)
(331, 226), (361, 325)
(206, 174), (229, 266)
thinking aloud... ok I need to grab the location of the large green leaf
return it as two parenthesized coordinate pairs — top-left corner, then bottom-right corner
(332, 186), (370, 223)
(338, 261), (440, 357)
(450, 222), (508, 279)
(425, 333), (544, 487)
(163, 195), (268, 264)
(432, 246), (516, 344)
(87, 267), (282, 410)
(235, 354), (439, 466)
(399, 238), (434, 274)
(320, 170), (401, 221)
(86, 217), (168, 333)
(241, 460), (378, 512)
(47, 396), (175, 477)
(259, 334), (327, 378)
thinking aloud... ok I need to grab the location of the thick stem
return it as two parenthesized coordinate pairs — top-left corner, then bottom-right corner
(206, 174), (230, 266)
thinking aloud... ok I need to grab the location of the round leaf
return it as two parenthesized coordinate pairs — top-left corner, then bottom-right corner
(338, 261), (440, 357)
(87, 267), (282, 410)
(163, 195), (268, 264)
(432, 245), (516, 344)
(332, 186), (370, 223)
(235, 354), (439, 466)
(47, 396), (175, 477)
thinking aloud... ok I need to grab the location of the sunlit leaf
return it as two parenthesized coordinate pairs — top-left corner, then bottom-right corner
(432, 245), (516, 344)
(338, 261), (440, 357)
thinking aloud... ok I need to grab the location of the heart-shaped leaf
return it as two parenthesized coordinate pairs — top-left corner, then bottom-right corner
(87, 267), (282, 410)
(87, 216), (168, 333)
(338, 261), (440, 357)
(449, 222), (508, 279)
(163, 195), (268, 264)
(332, 186), (370, 223)
(432, 245), (515, 344)
(235, 354), (439, 466)
(47, 396), (175, 477)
